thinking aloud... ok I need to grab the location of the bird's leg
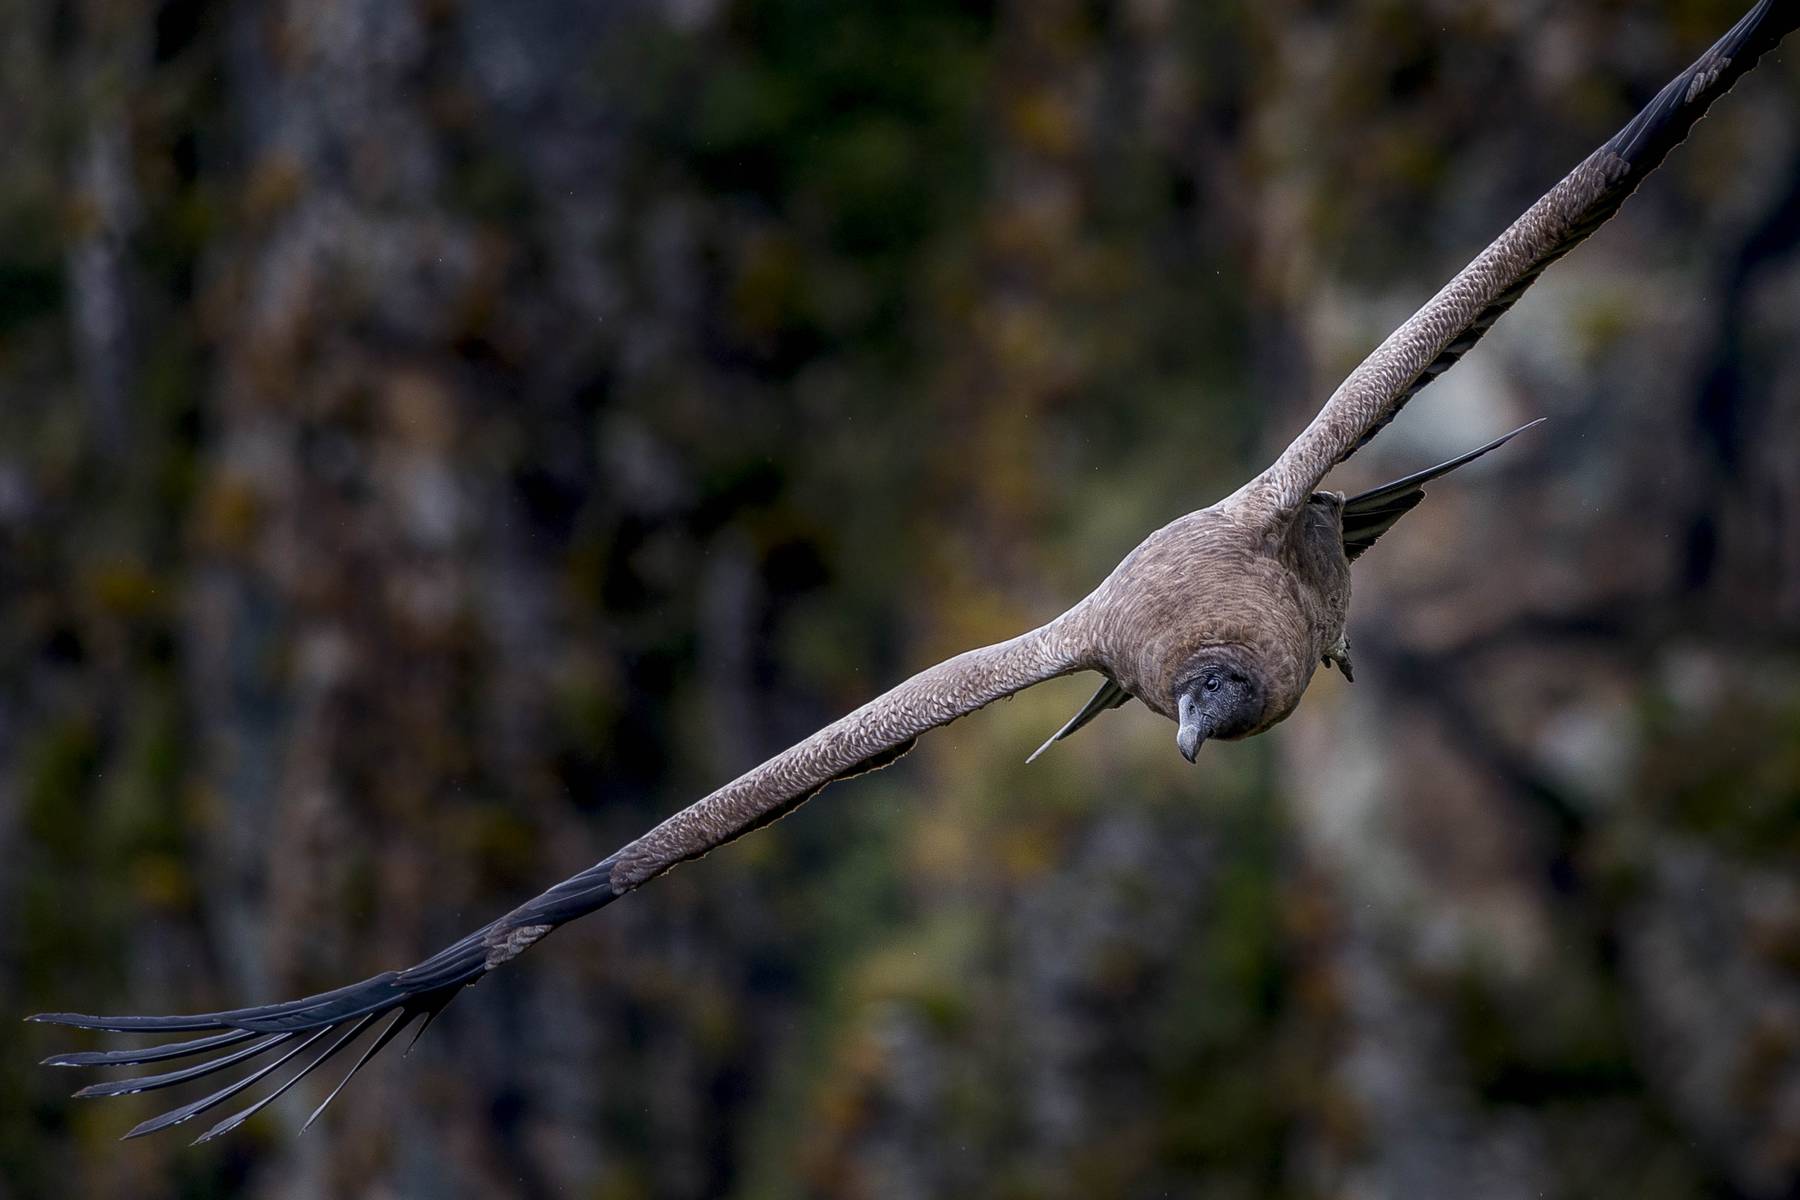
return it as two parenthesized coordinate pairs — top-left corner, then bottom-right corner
(1325, 635), (1354, 683)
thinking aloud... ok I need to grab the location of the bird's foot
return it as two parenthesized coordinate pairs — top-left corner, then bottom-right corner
(1325, 636), (1354, 683)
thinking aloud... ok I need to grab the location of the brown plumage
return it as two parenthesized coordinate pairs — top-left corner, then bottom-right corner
(32, 1), (1797, 1142)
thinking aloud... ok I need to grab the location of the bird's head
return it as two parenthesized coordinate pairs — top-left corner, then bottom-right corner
(1171, 648), (1265, 762)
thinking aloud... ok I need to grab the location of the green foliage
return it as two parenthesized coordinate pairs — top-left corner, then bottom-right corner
(1642, 692), (1800, 861)
(3, 0), (1796, 1195)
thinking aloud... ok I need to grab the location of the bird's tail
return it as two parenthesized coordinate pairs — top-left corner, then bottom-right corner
(27, 849), (631, 1143)
(1340, 418), (1543, 560)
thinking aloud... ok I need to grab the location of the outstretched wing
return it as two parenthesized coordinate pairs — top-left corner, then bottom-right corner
(31, 620), (1086, 1142)
(1233, 0), (1799, 526)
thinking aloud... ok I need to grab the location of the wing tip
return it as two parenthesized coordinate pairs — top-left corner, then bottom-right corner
(1603, 0), (1798, 167)
(34, 873), (597, 1141)
(1478, 415), (1546, 456)
(26, 1010), (229, 1034)
(39, 989), (459, 1144)
(73, 1079), (129, 1100)
(27, 1012), (91, 1026)
(1465, 415), (1546, 458)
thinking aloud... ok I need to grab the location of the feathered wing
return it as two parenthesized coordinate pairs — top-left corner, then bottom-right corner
(31, 620), (1086, 1142)
(1233, 0), (1799, 526)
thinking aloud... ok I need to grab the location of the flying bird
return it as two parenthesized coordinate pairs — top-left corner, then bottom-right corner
(32, 0), (1797, 1143)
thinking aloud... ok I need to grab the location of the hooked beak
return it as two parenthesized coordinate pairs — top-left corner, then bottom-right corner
(1176, 692), (1208, 763)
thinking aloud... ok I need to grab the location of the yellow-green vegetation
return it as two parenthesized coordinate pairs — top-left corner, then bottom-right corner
(2, 1), (1796, 1197)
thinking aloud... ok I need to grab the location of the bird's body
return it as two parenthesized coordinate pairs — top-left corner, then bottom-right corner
(33, 0), (1799, 1145)
(1075, 495), (1348, 732)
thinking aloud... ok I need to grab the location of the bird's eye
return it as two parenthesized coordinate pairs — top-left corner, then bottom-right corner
(1203, 674), (1221, 693)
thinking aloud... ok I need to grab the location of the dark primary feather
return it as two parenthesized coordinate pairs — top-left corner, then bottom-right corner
(41, 1027), (259, 1068)
(70, 1033), (288, 1098)
(188, 1013), (383, 1144)
(1246, 0), (1800, 520)
(1341, 419), (1544, 560)
(122, 1026), (335, 1141)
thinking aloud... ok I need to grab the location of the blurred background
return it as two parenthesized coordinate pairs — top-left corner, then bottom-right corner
(1, 1), (1797, 1196)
